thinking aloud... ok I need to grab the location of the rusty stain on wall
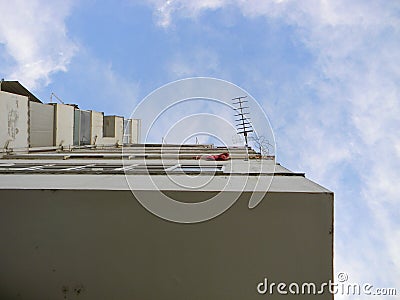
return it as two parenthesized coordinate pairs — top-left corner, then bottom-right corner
(8, 108), (19, 139)
(61, 284), (85, 299)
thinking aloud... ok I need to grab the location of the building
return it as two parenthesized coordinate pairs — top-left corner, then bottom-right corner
(0, 80), (141, 152)
(0, 83), (333, 299)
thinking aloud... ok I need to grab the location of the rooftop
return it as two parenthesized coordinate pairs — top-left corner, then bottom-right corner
(0, 144), (331, 194)
(0, 80), (42, 103)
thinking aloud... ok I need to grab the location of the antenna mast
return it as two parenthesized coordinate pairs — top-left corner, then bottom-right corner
(232, 96), (253, 148)
(50, 92), (65, 104)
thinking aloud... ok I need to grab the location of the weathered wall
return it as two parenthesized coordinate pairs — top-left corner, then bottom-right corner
(103, 116), (115, 138)
(54, 104), (74, 147)
(0, 91), (29, 151)
(0, 189), (333, 299)
(90, 111), (103, 145)
(115, 116), (123, 144)
(29, 102), (54, 147)
(101, 116), (124, 145)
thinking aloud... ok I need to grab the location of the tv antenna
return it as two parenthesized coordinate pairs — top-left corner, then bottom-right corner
(232, 96), (253, 148)
(50, 92), (65, 104)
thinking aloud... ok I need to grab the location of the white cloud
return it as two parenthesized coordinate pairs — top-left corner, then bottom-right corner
(145, 0), (400, 294)
(59, 49), (140, 118)
(146, 0), (228, 27)
(0, 0), (77, 89)
(167, 48), (221, 78)
(84, 59), (140, 117)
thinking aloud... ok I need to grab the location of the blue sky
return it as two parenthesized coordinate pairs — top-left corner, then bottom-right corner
(1, 0), (400, 298)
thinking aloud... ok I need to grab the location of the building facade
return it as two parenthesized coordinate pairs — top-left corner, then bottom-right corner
(0, 81), (140, 153)
(0, 82), (333, 299)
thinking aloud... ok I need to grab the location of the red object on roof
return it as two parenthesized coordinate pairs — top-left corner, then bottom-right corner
(205, 152), (230, 161)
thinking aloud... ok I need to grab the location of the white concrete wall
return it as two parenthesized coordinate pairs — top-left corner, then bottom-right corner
(29, 102), (54, 147)
(115, 116), (123, 145)
(131, 119), (141, 143)
(54, 104), (74, 147)
(99, 116), (124, 145)
(90, 111), (103, 145)
(0, 91), (29, 151)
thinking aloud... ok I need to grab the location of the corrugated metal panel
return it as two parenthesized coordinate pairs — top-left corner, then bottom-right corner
(73, 110), (80, 146)
(123, 119), (131, 143)
(80, 110), (91, 145)
(123, 119), (141, 144)
(29, 102), (54, 147)
(73, 109), (91, 146)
